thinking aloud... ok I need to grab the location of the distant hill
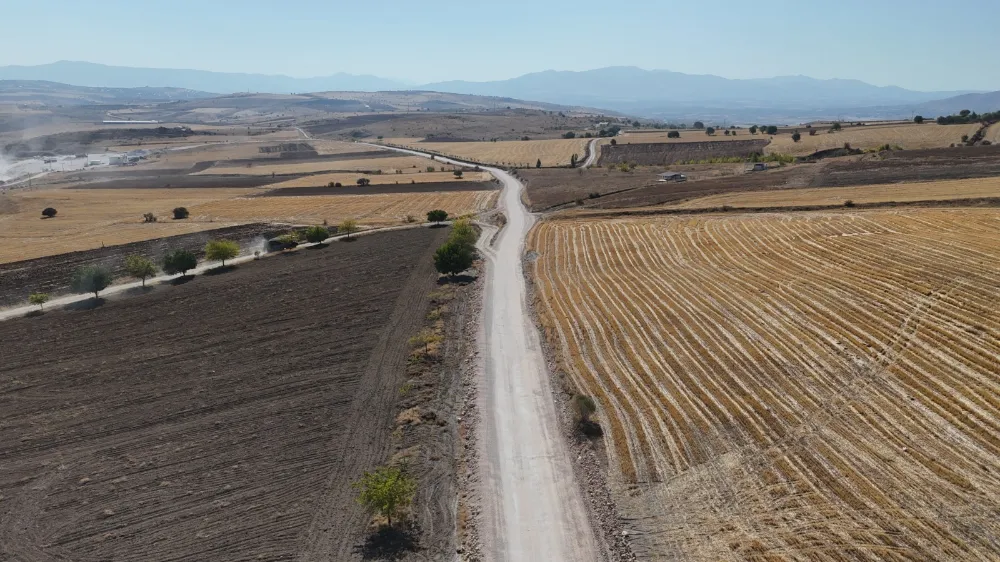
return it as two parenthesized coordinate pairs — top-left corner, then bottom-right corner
(913, 91), (1000, 116)
(0, 61), (406, 95)
(0, 80), (214, 105)
(423, 67), (977, 118)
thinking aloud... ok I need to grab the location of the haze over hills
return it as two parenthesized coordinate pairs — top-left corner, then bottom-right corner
(0, 80), (214, 105)
(2, 61), (998, 122)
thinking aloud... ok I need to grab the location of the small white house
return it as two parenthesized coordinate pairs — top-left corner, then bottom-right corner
(108, 153), (126, 165)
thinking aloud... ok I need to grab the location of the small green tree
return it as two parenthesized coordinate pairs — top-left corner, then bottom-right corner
(570, 153), (578, 167)
(450, 218), (478, 248)
(353, 464), (417, 528)
(42, 207), (57, 218)
(163, 249), (198, 276)
(205, 240), (240, 266)
(426, 166), (435, 172)
(562, 131), (576, 139)
(962, 134), (970, 143)
(693, 121), (705, 129)
(357, 177), (371, 186)
(427, 209), (448, 224)
(914, 115), (924, 124)
(339, 219), (359, 239)
(749, 125), (758, 135)
(766, 125), (778, 135)
(453, 170), (463, 179)
(667, 130), (681, 139)
(124, 254), (157, 286)
(434, 240), (475, 277)
(172, 207), (189, 220)
(409, 328), (442, 357)
(792, 131), (801, 142)
(536, 158), (542, 168)
(304, 225), (329, 243)
(71, 265), (113, 299)
(29, 292), (50, 311)
(830, 122), (842, 132)
(610, 139), (616, 146)
(705, 126), (715, 135)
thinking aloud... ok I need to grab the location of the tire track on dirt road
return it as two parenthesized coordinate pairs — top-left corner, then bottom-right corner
(366, 143), (600, 561)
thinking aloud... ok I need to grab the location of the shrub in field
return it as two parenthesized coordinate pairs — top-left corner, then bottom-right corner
(693, 121), (705, 129)
(792, 132), (801, 142)
(71, 265), (113, 299)
(353, 464), (416, 528)
(450, 218), (478, 248)
(844, 199), (856, 207)
(426, 166), (435, 172)
(914, 115), (924, 124)
(570, 153), (578, 167)
(205, 240), (240, 266)
(453, 170), (463, 179)
(766, 125), (778, 135)
(163, 249), (198, 276)
(809, 129), (818, 136)
(172, 207), (189, 220)
(124, 254), (157, 286)
(408, 328), (442, 358)
(339, 219), (359, 240)
(142, 212), (157, 223)
(41, 207), (57, 218)
(571, 394), (597, 423)
(667, 130), (681, 138)
(536, 159), (542, 168)
(830, 122), (842, 132)
(610, 139), (617, 146)
(562, 131), (576, 139)
(434, 240), (475, 277)
(427, 209), (448, 224)
(705, 127), (715, 135)
(357, 178), (371, 186)
(749, 125), (758, 135)
(29, 292), (50, 311)
(304, 225), (329, 243)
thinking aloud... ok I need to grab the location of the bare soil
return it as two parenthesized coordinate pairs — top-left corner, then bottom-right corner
(259, 180), (497, 197)
(0, 223), (284, 308)
(0, 227), (459, 561)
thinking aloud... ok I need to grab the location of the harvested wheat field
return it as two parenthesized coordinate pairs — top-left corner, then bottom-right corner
(190, 190), (498, 225)
(267, 170), (491, 189)
(385, 138), (590, 167)
(197, 155), (451, 176)
(530, 209), (1000, 560)
(986, 122), (1000, 144)
(0, 188), (255, 263)
(669, 177), (1000, 209)
(766, 123), (978, 156)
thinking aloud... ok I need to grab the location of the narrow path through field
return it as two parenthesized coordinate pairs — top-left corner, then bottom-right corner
(366, 143), (599, 561)
(582, 138), (600, 168)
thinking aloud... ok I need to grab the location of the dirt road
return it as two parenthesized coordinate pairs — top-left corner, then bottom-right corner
(582, 138), (600, 168)
(367, 143), (599, 561)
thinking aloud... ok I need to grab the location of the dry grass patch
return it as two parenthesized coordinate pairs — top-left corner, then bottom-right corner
(530, 208), (1000, 560)
(669, 177), (1000, 209)
(189, 190), (499, 226)
(385, 138), (590, 167)
(766, 123), (978, 156)
(0, 188), (254, 263)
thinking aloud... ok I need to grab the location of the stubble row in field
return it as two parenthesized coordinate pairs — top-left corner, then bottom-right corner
(268, 170), (492, 189)
(197, 155), (452, 176)
(529, 209), (1000, 560)
(765, 123), (978, 156)
(383, 137), (591, 167)
(667, 176), (1000, 209)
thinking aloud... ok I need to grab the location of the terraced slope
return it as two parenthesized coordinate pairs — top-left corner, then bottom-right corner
(529, 209), (1000, 560)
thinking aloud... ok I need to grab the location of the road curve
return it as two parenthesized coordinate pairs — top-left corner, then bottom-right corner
(366, 143), (599, 560)
(581, 137), (600, 168)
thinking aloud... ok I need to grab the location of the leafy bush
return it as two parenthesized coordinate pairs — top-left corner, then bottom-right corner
(71, 265), (113, 298)
(571, 394), (597, 423)
(124, 254), (157, 286)
(693, 121), (705, 129)
(791, 132), (801, 142)
(205, 240), (240, 266)
(339, 219), (359, 239)
(163, 249), (198, 276)
(914, 115), (924, 124)
(434, 240), (475, 277)
(353, 464), (416, 527)
(705, 127), (715, 135)
(450, 218), (477, 248)
(172, 207), (189, 220)
(844, 199), (856, 207)
(357, 178), (371, 187)
(142, 212), (157, 223)
(667, 130), (680, 138)
(453, 170), (463, 178)
(426, 166), (435, 172)
(536, 159), (542, 168)
(426, 209), (448, 224)
(29, 292), (50, 310)
(749, 125), (758, 135)
(562, 131), (576, 139)
(41, 207), (57, 218)
(765, 125), (778, 135)
(304, 225), (329, 243)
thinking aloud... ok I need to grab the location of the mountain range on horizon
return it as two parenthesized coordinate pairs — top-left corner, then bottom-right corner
(1, 61), (997, 122)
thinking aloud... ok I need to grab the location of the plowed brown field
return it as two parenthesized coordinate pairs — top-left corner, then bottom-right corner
(529, 209), (1000, 560)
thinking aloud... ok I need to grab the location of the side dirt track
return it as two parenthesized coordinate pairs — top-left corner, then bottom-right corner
(0, 223), (283, 308)
(0, 227), (463, 561)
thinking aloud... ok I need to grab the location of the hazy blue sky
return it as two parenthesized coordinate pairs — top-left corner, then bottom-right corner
(2, 0), (998, 91)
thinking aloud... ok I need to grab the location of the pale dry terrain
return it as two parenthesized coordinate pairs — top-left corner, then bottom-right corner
(197, 155), (452, 176)
(668, 177), (1000, 209)
(986, 122), (1000, 144)
(766, 123), (978, 156)
(268, 171), (492, 189)
(530, 209), (1000, 560)
(612, 130), (751, 144)
(384, 138), (590, 167)
(189, 190), (499, 226)
(0, 188), (254, 263)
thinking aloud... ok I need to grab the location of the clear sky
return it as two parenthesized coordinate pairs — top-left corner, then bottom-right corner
(2, 0), (998, 91)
